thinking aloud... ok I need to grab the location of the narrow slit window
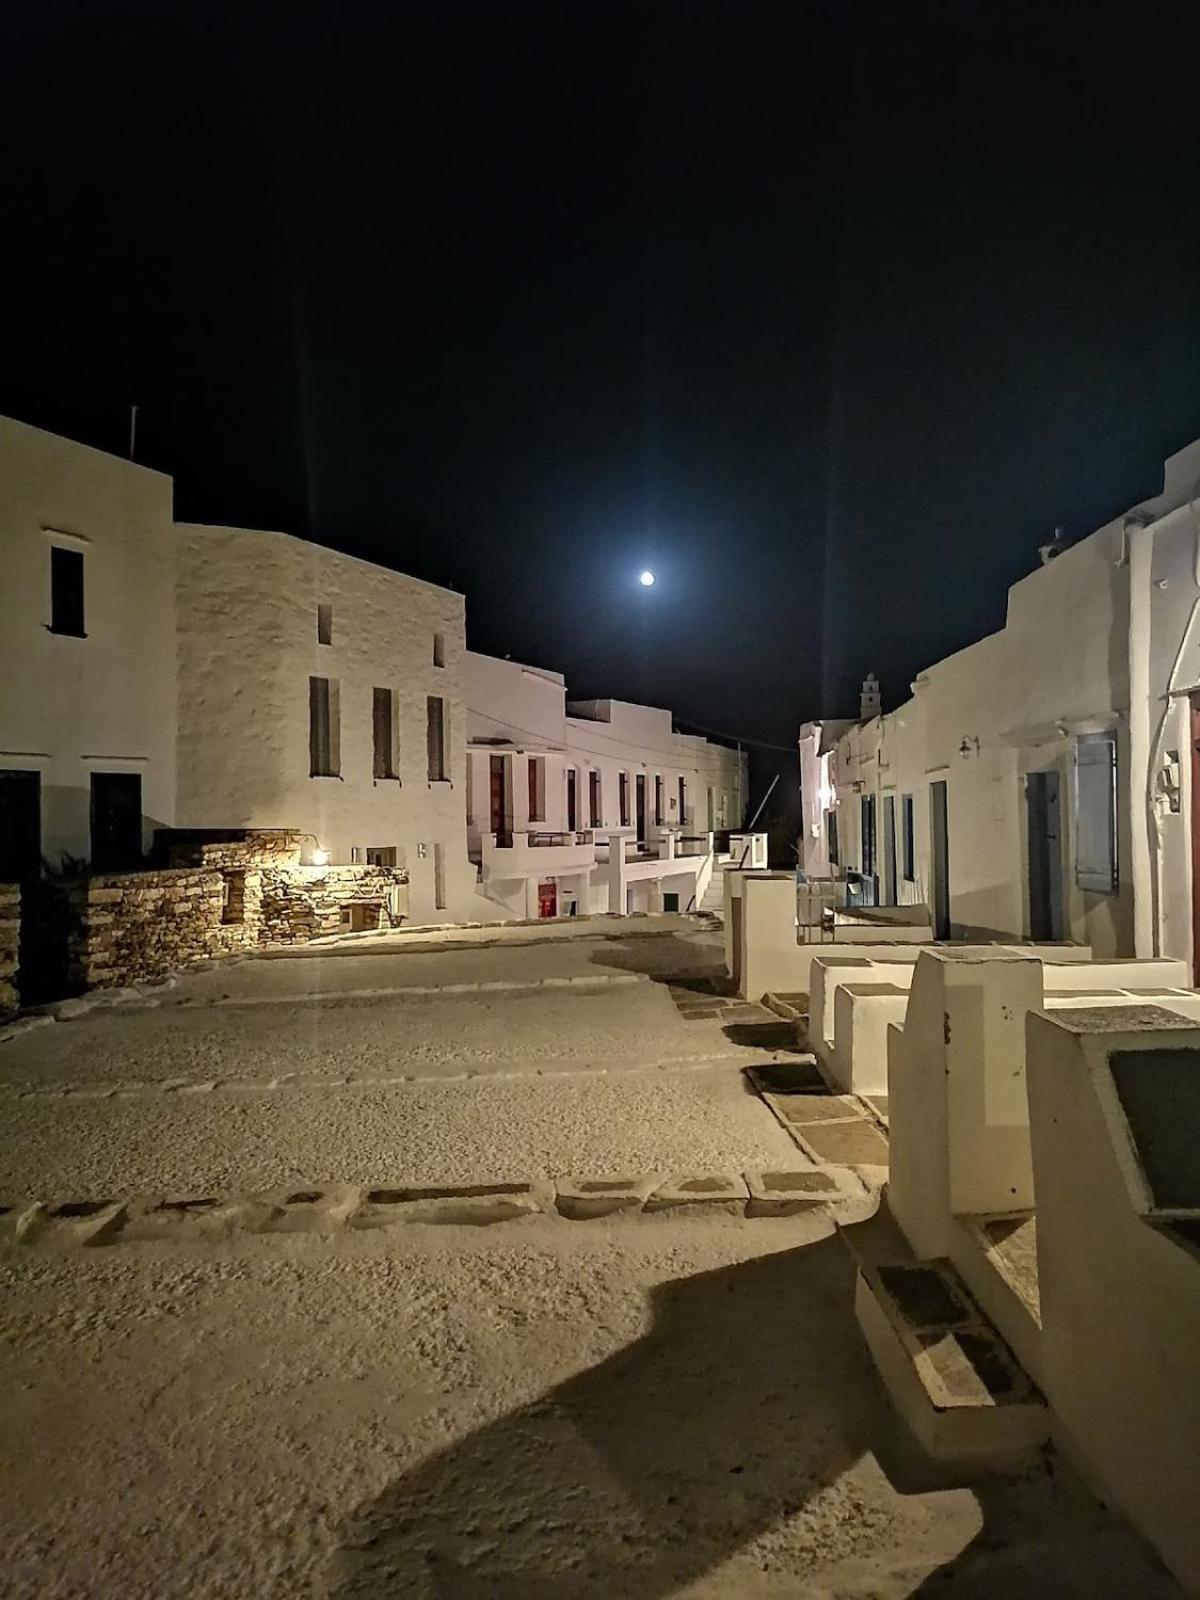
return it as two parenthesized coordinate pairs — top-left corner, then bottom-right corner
(678, 775), (687, 822)
(50, 546), (85, 636)
(902, 794), (915, 880)
(426, 695), (446, 781)
(654, 774), (664, 825)
(619, 772), (630, 826)
(589, 769), (602, 826)
(309, 676), (340, 776)
(373, 687), (398, 779)
(317, 603), (333, 645)
(433, 632), (445, 668)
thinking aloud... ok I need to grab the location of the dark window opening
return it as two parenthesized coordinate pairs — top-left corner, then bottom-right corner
(50, 546), (85, 637)
(0, 770), (42, 881)
(902, 794), (915, 880)
(433, 632), (445, 667)
(654, 774), (664, 825)
(373, 686), (397, 779)
(90, 772), (142, 871)
(317, 603), (333, 645)
(619, 772), (629, 826)
(365, 846), (397, 867)
(678, 776), (687, 821)
(827, 809), (839, 868)
(309, 677), (339, 776)
(426, 695), (446, 781)
(589, 769), (601, 826)
(221, 871), (246, 925)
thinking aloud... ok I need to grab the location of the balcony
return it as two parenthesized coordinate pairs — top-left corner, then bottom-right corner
(480, 829), (598, 881)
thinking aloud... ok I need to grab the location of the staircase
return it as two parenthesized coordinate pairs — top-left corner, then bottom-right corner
(700, 858), (729, 915)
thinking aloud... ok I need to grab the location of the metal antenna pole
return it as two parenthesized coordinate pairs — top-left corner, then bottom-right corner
(129, 404), (138, 461)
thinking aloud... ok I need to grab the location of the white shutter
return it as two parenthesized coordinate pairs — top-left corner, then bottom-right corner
(1075, 734), (1117, 893)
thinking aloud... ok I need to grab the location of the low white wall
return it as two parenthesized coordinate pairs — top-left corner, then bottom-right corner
(1027, 1013), (1200, 1595)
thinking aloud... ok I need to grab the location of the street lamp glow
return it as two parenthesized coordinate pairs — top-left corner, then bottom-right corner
(639, 569), (656, 587)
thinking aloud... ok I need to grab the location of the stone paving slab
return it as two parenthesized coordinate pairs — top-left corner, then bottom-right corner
(793, 1118), (891, 1168)
(767, 1092), (865, 1124)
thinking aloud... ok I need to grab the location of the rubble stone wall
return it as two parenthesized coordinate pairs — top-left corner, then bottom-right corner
(157, 829), (306, 870)
(0, 883), (19, 1019)
(68, 859), (409, 989)
(71, 870), (231, 990)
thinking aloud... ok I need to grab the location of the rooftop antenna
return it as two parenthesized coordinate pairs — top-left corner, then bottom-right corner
(128, 403), (138, 462)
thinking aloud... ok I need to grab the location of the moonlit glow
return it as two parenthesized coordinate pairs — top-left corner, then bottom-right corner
(639, 569), (656, 587)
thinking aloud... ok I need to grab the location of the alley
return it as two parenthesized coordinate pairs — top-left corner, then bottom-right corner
(0, 927), (1181, 1598)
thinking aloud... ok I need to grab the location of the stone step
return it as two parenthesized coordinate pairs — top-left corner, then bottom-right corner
(854, 1255), (1048, 1471)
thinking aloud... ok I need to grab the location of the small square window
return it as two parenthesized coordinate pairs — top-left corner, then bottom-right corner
(317, 603), (333, 645)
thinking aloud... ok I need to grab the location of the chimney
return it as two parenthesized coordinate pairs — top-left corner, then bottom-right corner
(1038, 525), (1066, 566)
(860, 672), (881, 722)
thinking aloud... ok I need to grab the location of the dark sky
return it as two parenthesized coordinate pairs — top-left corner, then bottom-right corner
(4, 2), (1199, 796)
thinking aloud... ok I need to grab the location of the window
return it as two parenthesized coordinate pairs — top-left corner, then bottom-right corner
(373, 687), (398, 779)
(317, 603), (333, 645)
(654, 774), (664, 825)
(221, 871), (246, 925)
(902, 794), (915, 880)
(365, 846), (397, 867)
(528, 757), (545, 822)
(433, 841), (447, 910)
(309, 677), (339, 776)
(678, 775), (687, 823)
(589, 769), (602, 826)
(433, 631), (445, 667)
(426, 695), (446, 781)
(619, 771), (630, 826)
(1076, 732), (1118, 893)
(90, 772), (142, 870)
(860, 795), (877, 876)
(826, 809), (839, 868)
(50, 546), (85, 636)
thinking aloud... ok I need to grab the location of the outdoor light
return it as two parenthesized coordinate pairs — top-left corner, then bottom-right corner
(311, 847), (330, 866)
(639, 569), (656, 587)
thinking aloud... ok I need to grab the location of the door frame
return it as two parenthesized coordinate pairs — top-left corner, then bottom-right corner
(930, 779), (951, 939)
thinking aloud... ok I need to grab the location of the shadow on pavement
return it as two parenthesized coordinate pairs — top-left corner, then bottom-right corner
(326, 1227), (1176, 1600)
(328, 1232), (870, 1598)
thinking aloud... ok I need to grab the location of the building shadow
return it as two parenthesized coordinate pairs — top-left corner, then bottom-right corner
(326, 1233), (874, 1599)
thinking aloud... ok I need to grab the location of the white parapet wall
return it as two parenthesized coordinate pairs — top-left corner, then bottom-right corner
(1026, 1011), (1200, 1596)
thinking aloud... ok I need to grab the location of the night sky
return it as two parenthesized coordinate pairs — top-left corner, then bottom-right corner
(4, 3), (1200, 832)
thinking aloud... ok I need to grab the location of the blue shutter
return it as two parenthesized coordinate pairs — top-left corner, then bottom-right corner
(1075, 734), (1117, 894)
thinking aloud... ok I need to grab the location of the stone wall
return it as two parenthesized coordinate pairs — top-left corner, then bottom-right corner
(158, 829), (305, 870)
(70, 870), (230, 990)
(0, 883), (19, 1019)
(67, 855), (409, 990)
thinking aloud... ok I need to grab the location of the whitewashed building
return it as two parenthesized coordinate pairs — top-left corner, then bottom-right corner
(801, 436), (1200, 969)
(466, 652), (747, 917)
(175, 524), (497, 924)
(0, 415), (177, 879)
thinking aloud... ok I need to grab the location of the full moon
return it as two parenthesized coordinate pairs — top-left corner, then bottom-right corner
(639, 569), (656, 587)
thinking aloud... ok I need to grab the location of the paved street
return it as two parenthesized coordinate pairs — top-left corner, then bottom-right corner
(0, 927), (1181, 1598)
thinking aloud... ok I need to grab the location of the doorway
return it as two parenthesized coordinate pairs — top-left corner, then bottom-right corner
(1026, 768), (1065, 941)
(635, 774), (647, 842)
(882, 793), (897, 905)
(860, 793), (878, 905)
(489, 755), (511, 846)
(537, 880), (557, 918)
(567, 769), (578, 833)
(929, 779), (950, 939)
(90, 772), (142, 871)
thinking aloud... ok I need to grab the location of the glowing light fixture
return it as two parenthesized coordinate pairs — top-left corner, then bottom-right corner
(639, 569), (656, 587)
(311, 848), (330, 866)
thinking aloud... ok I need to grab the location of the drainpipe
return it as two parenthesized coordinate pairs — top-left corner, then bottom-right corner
(1127, 515), (1155, 956)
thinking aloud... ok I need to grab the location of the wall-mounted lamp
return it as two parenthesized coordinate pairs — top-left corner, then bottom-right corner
(311, 848), (330, 867)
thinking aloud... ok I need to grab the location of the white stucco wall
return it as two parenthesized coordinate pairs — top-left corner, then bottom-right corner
(0, 415), (176, 867)
(175, 525), (493, 924)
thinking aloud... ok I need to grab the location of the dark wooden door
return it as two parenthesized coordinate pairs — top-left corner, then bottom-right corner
(567, 769), (578, 833)
(90, 773), (142, 871)
(0, 770), (41, 881)
(930, 779), (950, 939)
(1027, 769), (1065, 941)
(489, 755), (510, 844)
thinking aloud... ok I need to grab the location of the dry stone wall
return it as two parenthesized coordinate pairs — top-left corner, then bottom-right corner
(67, 835), (409, 990)
(71, 870), (230, 991)
(0, 883), (19, 1019)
